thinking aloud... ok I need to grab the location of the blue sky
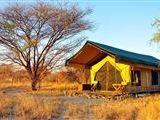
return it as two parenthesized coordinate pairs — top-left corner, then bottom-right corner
(77, 1), (160, 59)
(1, 0), (160, 58)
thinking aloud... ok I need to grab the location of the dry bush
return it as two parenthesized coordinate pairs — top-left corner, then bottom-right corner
(40, 82), (81, 92)
(63, 103), (90, 119)
(49, 67), (86, 84)
(137, 96), (160, 120)
(0, 92), (62, 119)
(0, 93), (12, 118)
(49, 83), (81, 91)
(0, 64), (31, 89)
(14, 93), (61, 119)
(13, 70), (30, 83)
(63, 99), (138, 120)
(49, 70), (78, 83)
(0, 64), (81, 91)
(92, 100), (138, 120)
(43, 73), (56, 82)
(0, 64), (13, 82)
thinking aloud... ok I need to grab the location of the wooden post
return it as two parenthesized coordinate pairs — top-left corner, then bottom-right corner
(130, 66), (133, 92)
(146, 71), (148, 92)
(106, 61), (108, 90)
(115, 56), (117, 84)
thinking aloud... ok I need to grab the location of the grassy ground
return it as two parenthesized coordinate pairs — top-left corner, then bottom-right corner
(1, 81), (160, 120)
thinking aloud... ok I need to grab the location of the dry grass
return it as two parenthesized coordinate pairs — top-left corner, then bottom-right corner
(0, 80), (81, 94)
(53, 94), (160, 120)
(0, 93), (13, 117)
(1, 87), (160, 119)
(90, 95), (160, 120)
(15, 93), (61, 119)
(0, 80), (81, 119)
(41, 82), (81, 91)
(0, 80), (31, 90)
(0, 93), (62, 119)
(92, 99), (138, 119)
(0, 72), (160, 120)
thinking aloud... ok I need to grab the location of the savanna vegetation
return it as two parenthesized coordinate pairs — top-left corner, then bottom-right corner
(1, 85), (160, 119)
(0, 64), (160, 120)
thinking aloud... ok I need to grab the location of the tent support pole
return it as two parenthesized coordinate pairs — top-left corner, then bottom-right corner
(115, 56), (117, 84)
(106, 61), (108, 90)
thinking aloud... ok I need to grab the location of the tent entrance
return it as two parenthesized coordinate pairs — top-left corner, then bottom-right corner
(95, 61), (122, 90)
(90, 56), (130, 91)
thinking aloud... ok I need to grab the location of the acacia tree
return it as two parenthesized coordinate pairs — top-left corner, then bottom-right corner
(0, 3), (92, 90)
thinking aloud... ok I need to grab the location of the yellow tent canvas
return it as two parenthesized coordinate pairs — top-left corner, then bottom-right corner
(90, 56), (130, 87)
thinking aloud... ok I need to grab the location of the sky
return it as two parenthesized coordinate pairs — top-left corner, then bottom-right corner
(0, 0), (160, 58)
(77, 0), (160, 59)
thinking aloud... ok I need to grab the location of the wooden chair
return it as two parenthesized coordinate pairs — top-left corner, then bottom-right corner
(112, 84), (126, 94)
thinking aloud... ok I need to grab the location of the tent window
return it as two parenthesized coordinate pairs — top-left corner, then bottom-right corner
(151, 71), (158, 85)
(131, 70), (141, 86)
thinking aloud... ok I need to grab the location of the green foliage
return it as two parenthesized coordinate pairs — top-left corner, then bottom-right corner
(152, 19), (160, 43)
(152, 33), (160, 42)
(3, 21), (17, 30)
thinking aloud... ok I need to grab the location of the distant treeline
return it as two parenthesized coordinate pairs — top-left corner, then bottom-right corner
(0, 64), (85, 83)
(0, 64), (29, 82)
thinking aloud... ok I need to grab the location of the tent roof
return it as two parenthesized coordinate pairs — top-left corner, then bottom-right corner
(88, 41), (160, 67)
(66, 41), (160, 67)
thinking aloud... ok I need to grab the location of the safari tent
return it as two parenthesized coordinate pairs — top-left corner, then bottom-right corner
(66, 41), (160, 93)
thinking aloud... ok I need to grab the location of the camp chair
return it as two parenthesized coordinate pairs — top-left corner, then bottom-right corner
(112, 84), (126, 94)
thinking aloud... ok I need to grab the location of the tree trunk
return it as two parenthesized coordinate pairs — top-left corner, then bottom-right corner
(31, 77), (38, 91)
(38, 79), (42, 89)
